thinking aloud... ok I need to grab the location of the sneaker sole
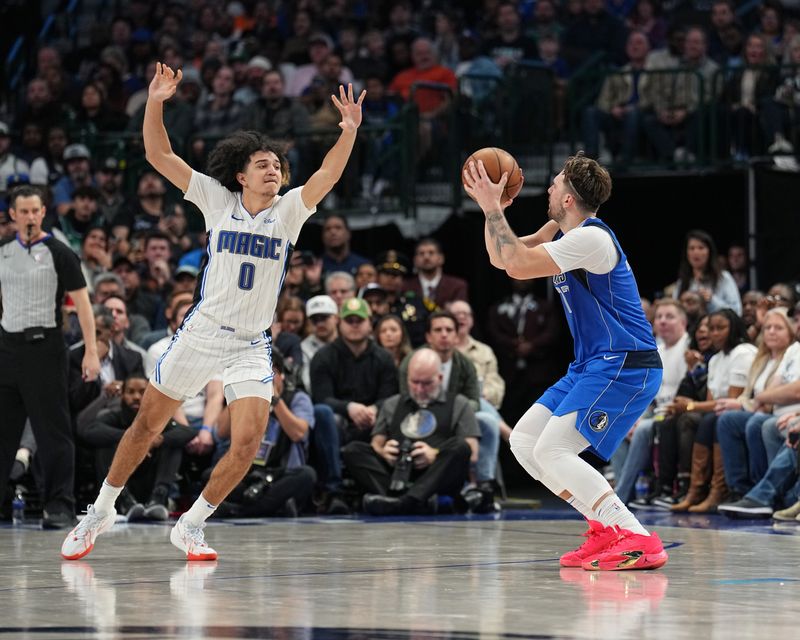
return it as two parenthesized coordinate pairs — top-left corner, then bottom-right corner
(559, 556), (584, 568)
(583, 551), (669, 571)
(718, 507), (773, 518)
(170, 525), (218, 562)
(772, 512), (800, 521)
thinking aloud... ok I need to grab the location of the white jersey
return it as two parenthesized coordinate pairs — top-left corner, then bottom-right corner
(184, 170), (315, 333)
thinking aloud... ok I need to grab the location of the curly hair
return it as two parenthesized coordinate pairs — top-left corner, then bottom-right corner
(206, 130), (290, 192)
(562, 152), (612, 213)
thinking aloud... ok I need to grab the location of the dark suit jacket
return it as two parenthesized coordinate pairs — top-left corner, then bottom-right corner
(404, 273), (469, 310)
(68, 341), (145, 415)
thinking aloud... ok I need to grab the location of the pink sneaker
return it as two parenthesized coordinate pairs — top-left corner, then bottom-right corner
(582, 528), (668, 571)
(560, 520), (620, 568)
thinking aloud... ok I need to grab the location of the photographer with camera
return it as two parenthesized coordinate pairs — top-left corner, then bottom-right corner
(342, 348), (479, 516)
(213, 348), (317, 518)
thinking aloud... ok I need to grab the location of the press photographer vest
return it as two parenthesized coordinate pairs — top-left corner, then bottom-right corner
(388, 394), (456, 448)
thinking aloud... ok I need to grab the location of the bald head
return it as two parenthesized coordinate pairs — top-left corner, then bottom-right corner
(408, 348), (443, 405)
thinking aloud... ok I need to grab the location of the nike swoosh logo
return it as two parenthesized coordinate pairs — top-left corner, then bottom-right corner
(231, 214), (244, 221)
(250, 339), (261, 345)
(264, 218), (276, 224)
(603, 355), (620, 361)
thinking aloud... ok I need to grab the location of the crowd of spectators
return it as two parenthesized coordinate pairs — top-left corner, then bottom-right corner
(2, 1), (800, 525)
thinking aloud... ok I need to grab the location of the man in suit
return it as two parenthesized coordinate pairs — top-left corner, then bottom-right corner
(69, 308), (145, 418)
(405, 238), (468, 312)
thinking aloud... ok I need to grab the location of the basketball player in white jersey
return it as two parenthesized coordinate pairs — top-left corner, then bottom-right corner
(62, 63), (366, 561)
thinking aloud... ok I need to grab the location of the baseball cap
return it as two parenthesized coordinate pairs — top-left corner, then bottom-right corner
(340, 297), (371, 320)
(309, 32), (334, 49)
(64, 143), (91, 161)
(175, 265), (199, 278)
(360, 282), (387, 298)
(0, 121), (9, 136)
(247, 55), (272, 71)
(375, 250), (409, 275)
(306, 295), (338, 317)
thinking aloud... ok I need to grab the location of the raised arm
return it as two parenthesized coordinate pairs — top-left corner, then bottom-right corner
(301, 83), (366, 209)
(143, 63), (192, 193)
(465, 160), (560, 280)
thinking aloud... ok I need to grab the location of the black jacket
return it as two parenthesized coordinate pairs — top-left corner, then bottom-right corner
(68, 341), (145, 415)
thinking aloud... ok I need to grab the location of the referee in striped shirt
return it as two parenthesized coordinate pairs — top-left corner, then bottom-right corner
(0, 185), (101, 528)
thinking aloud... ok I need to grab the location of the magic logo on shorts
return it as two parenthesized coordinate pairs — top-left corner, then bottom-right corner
(588, 410), (609, 432)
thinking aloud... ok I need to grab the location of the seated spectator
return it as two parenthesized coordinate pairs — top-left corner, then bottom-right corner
(59, 186), (105, 253)
(285, 32), (354, 98)
(78, 227), (113, 295)
(112, 255), (163, 330)
(707, 0), (738, 65)
(482, 1), (538, 70)
(29, 124), (68, 188)
(309, 297), (399, 513)
(626, 0), (667, 50)
(321, 214), (369, 277)
(375, 313), (413, 368)
(406, 237), (468, 312)
(761, 34), (800, 154)
(581, 30), (651, 167)
(641, 26), (719, 165)
(342, 348), (478, 515)
(52, 144), (95, 216)
(355, 262), (377, 292)
(398, 311), (499, 509)
(141, 230), (174, 299)
(77, 375), (195, 520)
(68, 309), (144, 417)
(300, 295), (339, 394)
(679, 289), (708, 336)
(389, 37), (457, 163)
(71, 81), (128, 143)
(95, 158), (127, 230)
(104, 294), (149, 356)
(325, 270), (357, 310)
(361, 282), (391, 322)
(0, 122), (31, 197)
(214, 349), (317, 517)
(727, 244), (750, 296)
(190, 65), (245, 163)
(719, 33), (779, 161)
(376, 250), (428, 347)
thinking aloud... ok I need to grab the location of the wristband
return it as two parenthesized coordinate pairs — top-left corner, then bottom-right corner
(199, 425), (213, 433)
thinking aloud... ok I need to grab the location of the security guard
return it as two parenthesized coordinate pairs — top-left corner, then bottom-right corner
(375, 250), (428, 347)
(0, 185), (101, 528)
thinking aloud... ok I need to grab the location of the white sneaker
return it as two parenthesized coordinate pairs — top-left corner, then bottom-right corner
(170, 515), (218, 561)
(768, 138), (794, 154)
(61, 505), (117, 560)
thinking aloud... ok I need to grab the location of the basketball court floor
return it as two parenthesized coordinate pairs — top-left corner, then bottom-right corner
(2, 509), (798, 639)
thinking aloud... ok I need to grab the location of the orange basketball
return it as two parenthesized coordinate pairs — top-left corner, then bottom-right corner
(462, 147), (523, 204)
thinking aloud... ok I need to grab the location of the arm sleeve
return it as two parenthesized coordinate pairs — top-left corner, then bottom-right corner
(48, 239), (86, 291)
(184, 170), (237, 230)
(710, 271), (742, 315)
(277, 186), (316, 245)
(541, 226), (619, 275)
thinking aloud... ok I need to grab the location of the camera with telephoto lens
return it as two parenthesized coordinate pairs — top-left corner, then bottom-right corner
(242, 469), (274, 503)
(389, 439), (414, 494)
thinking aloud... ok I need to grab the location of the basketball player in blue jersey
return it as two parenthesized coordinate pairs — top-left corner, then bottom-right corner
(463, 153), (668, 571)
(62, 63), (366, 561)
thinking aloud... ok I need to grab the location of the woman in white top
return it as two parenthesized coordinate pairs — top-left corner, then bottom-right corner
(668, 309), (757, 512)
(671, 229), (742, 315)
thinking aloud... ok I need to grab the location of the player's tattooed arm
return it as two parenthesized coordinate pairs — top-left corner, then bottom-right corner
(485, 210), (522, 262)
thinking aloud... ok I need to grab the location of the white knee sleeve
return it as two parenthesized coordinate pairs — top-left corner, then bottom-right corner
(533, 411), (613, 509)
(509, 404), (564, 495)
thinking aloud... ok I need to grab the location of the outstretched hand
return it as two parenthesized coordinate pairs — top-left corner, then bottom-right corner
(332, 83), (366, 132)
(149, 62), (183, 103)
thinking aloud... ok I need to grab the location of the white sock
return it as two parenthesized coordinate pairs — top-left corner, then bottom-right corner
(183, 493), (217, 526)
(594, 494), (649, 536)
(95, 479), (123, 515)
(566, 495), (594, 520)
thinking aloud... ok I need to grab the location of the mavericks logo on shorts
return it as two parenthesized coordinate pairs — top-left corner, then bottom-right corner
(588, 410), (609, 432)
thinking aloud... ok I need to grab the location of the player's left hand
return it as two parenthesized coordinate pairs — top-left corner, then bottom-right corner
(332, 83), (366, 132)
(463, 160), (506, 214)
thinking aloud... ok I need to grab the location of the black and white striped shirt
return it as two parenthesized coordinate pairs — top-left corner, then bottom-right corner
(0, 234), (85, 332)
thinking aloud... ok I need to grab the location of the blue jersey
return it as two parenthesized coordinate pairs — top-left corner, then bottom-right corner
(551, 218), (656, 365)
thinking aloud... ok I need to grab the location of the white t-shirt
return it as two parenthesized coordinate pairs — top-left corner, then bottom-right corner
(184, 171), (315, 333)
(770, 341), (800, 416)
(541, 223), (618, 275)
(655, 332), (690, 407)
(707, 343), (758, 400)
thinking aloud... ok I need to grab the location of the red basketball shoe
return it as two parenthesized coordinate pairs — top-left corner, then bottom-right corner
(560, 519), (620, 568)
(582, 528), (668, 571)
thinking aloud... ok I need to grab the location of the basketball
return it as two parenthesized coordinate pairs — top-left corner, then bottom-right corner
(462, 147), (523, 204)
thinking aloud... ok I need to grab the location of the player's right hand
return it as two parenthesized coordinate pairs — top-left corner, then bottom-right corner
(149, 62), (183, 103)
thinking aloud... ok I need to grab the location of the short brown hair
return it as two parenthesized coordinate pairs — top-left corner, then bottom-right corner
(562, 152), (612, 213)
